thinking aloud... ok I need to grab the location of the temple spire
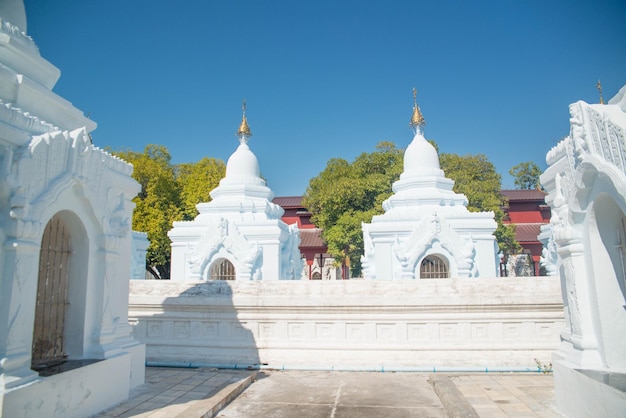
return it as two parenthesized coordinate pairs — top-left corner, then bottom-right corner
(596, 80), (605, 105)
(409, 87), (426, 133)
(237, 99), (252, 143)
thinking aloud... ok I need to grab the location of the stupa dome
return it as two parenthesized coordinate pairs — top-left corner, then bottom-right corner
(404, 132), (440, 172)
(219, 100), (265, 186)
(402, 88), (441, 176)
(225, 142), (261, 181)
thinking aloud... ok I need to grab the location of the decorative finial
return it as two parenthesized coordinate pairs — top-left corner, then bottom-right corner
(237, 99), (252, 142)
(409, 87), (426, 132)
(596, 80), (605, 104)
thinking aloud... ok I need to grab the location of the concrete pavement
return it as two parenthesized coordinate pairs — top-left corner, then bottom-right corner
(447, 374), (563, 418)
(95, 367), (257, 418)
(218, 370), (563, 418)
(218, 370), (446, 417)
(95, 367), (564, 418)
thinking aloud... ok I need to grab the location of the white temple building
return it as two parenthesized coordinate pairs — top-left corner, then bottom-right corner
(361, 91), (498, 279)
(0, 2), (145, 417)
(169, 104), (302, 281)
(541, 84), (626, 417)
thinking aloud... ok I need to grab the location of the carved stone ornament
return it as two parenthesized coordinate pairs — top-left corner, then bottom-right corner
(280, 223), (302, 279)
(543, 98), (626, 342)
(360, 223), (375, 278)
(8, 128), (137, 240)
(393, 213), (477, 278)
(187, 217), (261, 279)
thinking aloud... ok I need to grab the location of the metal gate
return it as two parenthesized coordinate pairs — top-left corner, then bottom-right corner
(31, 214), (71, 369)
(209, 258), (236, 280)
(420, 255), (449, 279)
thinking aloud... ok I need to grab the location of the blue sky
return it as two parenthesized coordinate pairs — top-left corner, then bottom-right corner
(24, 0), (626, 196)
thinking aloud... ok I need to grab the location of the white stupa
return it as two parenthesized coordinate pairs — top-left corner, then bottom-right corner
(361, 90), (498, 279)
(169, 103), (302, 281)
(0, 3), (145, 415)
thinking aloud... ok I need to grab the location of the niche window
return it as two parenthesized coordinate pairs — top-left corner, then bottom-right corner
(209, 258), (236, 280)
(420, 255), (449, 279)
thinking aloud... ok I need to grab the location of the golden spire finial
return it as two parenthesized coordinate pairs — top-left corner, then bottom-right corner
(409, 87), (425, 130)
(237, 99), (252, 140)
(596, 80), (605, 104)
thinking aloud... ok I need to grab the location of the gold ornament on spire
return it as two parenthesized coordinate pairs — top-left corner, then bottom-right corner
(409, 87), (425, 129)
(596, 80), (605, 104)
(237, 99), (252, 138)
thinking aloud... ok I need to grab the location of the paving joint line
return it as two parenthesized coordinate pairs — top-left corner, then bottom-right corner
(429, 374), (480, 418)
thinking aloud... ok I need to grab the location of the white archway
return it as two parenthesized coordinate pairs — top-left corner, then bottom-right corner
(31, 210), (90, 371)
(585, 194), (626, 369)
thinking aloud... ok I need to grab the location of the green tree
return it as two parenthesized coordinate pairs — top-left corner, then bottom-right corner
(440, 152), (520, 254)
(114, 145), (182, 279)
(304, 142), (403, 276)
(114, 146), (228, 278)
(509, 161), (543, 190)
(177, 157), (226, 220)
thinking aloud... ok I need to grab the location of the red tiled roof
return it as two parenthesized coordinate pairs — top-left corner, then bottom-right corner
(513, 223), (543, 243)
(500, 189), (547, 201)
(273, 196), (305, 208)
(300, 228), (325, 248)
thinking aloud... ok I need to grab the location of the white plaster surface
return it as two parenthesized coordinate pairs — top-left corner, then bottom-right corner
(2, 354), (132, 418)
(362, 125), (498, 279)
(129, 278), (563, 370)
(538, 223), (557, 276)
(131, 231), (149, 279)
(541, 85), (626, 416)
(553, 355), (626, 418)
(0, 3), (145, 416)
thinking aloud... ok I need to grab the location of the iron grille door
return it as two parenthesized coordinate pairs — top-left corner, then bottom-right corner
(31, 215), (71, 369)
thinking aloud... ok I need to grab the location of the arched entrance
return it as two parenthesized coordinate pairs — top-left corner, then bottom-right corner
(31, 214), (71, 369)
(209, 258), (236, 280)
(587, 194), (626, 369)
(420, 254), (449, 278)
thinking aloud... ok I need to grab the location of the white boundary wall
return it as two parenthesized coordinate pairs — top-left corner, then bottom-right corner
(129, 278), (563, 371)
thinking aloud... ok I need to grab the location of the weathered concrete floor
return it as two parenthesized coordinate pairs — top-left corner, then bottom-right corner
(218, 370), (446, 418)
(218, 371), (564, 418)
(449, 374), (563, 418)
(96, 368), (564, 418)
(95, 367), (256, 418)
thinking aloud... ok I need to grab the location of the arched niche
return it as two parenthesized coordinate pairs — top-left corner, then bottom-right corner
(31, 210), (90, 371)
(585, 193), (626, 369)
(418, 254), (450, 279)
(209, 258), (236, 280)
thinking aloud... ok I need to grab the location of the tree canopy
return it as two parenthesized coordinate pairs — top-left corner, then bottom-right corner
(304, 141), (519, 276)
(509, 161), (543, 190)
(304, 142), (403, 276)
(177, 157), (226, 220)
(113, 145), (225, 278)
(439, 153), (519, 254)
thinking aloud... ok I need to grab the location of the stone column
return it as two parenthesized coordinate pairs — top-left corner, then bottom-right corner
(555, 233), (603, 369)
(0, 223), (41, 391)
(95, 234), (123, 358)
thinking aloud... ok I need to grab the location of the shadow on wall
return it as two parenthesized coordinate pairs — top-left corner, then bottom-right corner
(132, 280), (260, 369)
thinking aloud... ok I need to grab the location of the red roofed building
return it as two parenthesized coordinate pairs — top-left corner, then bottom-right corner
(500, 189), (551, 276)
(272, 196), (341, 279)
